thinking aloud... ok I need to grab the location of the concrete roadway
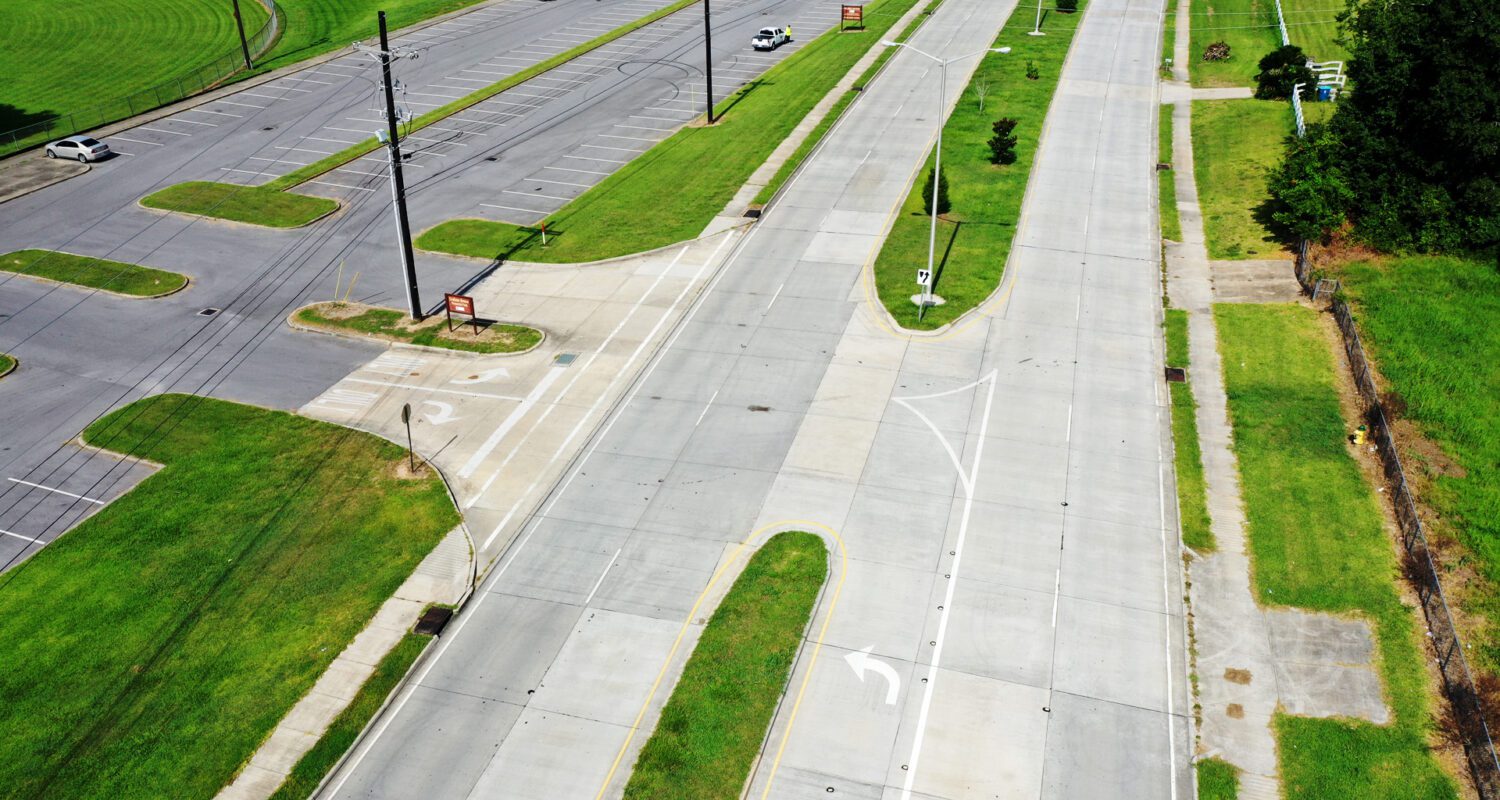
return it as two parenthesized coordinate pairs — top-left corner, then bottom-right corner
(0, 0), (842, 568)
(321, 0), (1190, 795)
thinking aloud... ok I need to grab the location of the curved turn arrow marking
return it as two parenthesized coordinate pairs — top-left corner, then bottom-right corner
(421, 400), (461, 425)
(845, 646), (900, 706)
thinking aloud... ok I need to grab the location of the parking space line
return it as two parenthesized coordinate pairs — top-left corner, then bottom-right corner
(0, 529), (44, 544)
(545, 165), (609, 175)
(138, 126), (191, 136)
(601, 133), (656, 141)
(189, 108), (242, 117)
(167, 118), (217, 127)
(310, 180), (378, 192)
(503, 189), (571, 201)
(109, 134), (162, 147)
(277, 146), (336, 155)
(579, 144), (638, 152)
(216, 100), (266, 109)
(531, 177), (591, 188)
(480, 202), (549, 215)
(6, 478), (106, 505)
(564, 154), (626, 164)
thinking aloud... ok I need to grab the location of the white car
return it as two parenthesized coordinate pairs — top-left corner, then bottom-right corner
(46, 135), (111, 162)
(751, 26), (791, 51)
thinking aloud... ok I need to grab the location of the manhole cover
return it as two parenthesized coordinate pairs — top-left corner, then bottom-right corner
(197, 307), (221, 317)
(414, 606), (454, 636)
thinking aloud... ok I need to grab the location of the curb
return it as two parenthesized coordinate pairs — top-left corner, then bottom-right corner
(135, 193), (343, 231)
(0, 251), (191, 300)
(285, 304), (547, 359)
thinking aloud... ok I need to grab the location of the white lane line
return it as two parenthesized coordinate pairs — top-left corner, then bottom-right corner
(894, 371), (998, 800)
(342, 377), (523, 401)
(6, 478), (105, 505)
(217, 100), (266, 109)
(0, 528), (44, 544)
(108, 135), (161, 147)
(457, 365), (568, 479)
(694, 389), (718, 427)
(764, 282), (785, 314)
(1157, 408), (1181, 798)
(584, 548), (624, 606)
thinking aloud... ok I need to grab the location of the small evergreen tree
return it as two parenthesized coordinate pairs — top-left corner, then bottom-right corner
(1253, 45), (1315, 100)
(922, 166), (950, 216)
(1267, 123), (1353, 241)
(988, 118), (1019, 165)
(1057, 0), (1078, 11)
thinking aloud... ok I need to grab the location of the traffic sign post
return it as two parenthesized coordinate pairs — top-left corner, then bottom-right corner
(444, 292), (480, 336)
(400, 402), (415, 472)
(916, 269), (932, 321)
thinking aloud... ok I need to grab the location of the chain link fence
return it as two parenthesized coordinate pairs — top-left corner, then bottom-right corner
(0, 0), (282, 158)
(1295, 244), (1500, 798)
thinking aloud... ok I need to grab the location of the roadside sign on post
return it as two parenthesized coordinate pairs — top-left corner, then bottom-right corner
(916, 269), (931, 287)
(444, 292), (480, 336)
(840, 4), (863, 30)
(400, 402), (415, 471)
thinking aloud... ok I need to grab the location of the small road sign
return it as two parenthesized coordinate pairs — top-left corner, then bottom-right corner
(916, 268), (931, 287)
(840, 4), (863, 30)
(444, 292), (480, 335)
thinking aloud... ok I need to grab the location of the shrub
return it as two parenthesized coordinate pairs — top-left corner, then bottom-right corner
(922, 166), (950, 216)
(1025, 60), (1040, 80)
(1266, 123), (1353, 242)
(988, 118), (1019, 165)
(1254, 45), (1316, 100)
(1057, 0), (1078, 10)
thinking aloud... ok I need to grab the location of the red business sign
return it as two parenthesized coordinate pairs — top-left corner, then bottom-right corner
(444, 293), (474, 316)
(841, 4), (863, 21)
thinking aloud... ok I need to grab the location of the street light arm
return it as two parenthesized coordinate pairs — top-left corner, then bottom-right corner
(881, 40), (940, 63)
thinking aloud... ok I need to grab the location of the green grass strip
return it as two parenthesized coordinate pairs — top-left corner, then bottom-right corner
(1215, 304), (1457, 800)
(0, 395), (459, 799)
(1196, 757), (1240, 800)
(268, 633), (431, 800)
(1159, 110), (1182, 241)
(417, 0), (923, 264)
(623, 531), (828, 799)
(1190, 99), (1290, 260)
(1337, 255), (1500, 671)
(1, 248), (187, 297)
(1166, 309), (1212, 551)
(872, 2), (1087, 330)
(750, 0), (941, 206)
(294, 302), (542, 354)
(140, 182), (337, 229)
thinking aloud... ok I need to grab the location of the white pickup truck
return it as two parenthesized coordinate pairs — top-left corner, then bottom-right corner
(751, 26), (791, 51)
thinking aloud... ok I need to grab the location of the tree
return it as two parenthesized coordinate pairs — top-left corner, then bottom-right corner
(922, 166), (950, 216)
(1267, 123), (1353, 241)
(971, 78), (990, 112)
(1253, 45), (1315, 100)
(988, 118), (1019, 165)
(1057, 0), (1078, 11)
(1317, 0), (1500, 251)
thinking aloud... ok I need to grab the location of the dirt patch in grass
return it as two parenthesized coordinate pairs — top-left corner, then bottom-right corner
(293, 301), (543, 355)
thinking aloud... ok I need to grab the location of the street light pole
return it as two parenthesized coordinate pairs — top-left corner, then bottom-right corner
(231, 0), (254, 70)
(375, 11), (422, 320)
(882, 42), (1010, 321)
(1030, 0), (1046, 36)
(703, 0), (716, 123)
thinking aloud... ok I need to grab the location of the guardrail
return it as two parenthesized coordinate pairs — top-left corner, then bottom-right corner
(0, 0), (281, 157)
(1294, 246), (1500, 798)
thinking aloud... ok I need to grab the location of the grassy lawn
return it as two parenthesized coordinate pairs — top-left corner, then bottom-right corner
(1, 249), (187, 297)
(1215, 304), (1457, 800)
(418, 0), (923, 264)
(0, 394), (458, 800)
(1160, 111), (1182, 241)
(0, 0), (268, 143)
(141, 182), (337, 228)
(1334, 255), (1500, 671)
(871, 1), (1087, 330)
(1167, 309), (1213, 551)
(268, 632), (430, 800)
(623, 531), (828, 799)
(1197, 757), (1240, 799)
(1282, 0), (1348, 65)
(1191, 99), (1289, 260)
(1187, 0), (1280, 87)
(255, 0), (483, 73)
(294, 302), (541, 354)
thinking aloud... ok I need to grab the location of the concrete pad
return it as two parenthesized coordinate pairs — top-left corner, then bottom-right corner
(781, 414), (880, 481)
(530, 608), (682, 726)
(936, 578), (1055, 687)
(804, 230), (880, 265)
(892, 669), (1050, 799)
(841, 484), (954, 570)
(1052, 595), (1170, 713)
(419, 593), (577, 703)
(638, 460), (779, 539)
(467, 707), (628, 799)
(825, 559), (937, 663)
(1040, 690), (1189, 800)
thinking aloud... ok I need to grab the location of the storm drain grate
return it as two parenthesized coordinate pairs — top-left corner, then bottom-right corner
(554, 353), (578, 366)
(197, 307), (221, 317)
(1165, 366), (1186, 383)
(414, 606), (453, 636)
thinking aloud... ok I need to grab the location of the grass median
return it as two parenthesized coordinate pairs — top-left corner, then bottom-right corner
(2, 248), (187, 297)
(268, 632), (431, 800)
(623, 531), (828, 799)
(140, 181), (337, 228)
(871, 1), (1087, 330)
(141, 0), (701, 226)
(417, 0), (923, 264)
(1166, 309), (1212, 551)
(1191, 99), (1289, 260)
(1197, 757), (1239, 800)
(1159, 110), (1182, 241)
(0, 353), (14, 377)
(1216, 303), (1456, 800)
(0, 394), (459, 800)
(294, 301), (542, 354)
(1335, 254), (1500, 671)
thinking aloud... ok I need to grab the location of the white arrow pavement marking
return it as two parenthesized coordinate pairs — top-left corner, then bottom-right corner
(844, 646), (901, 706)
(421, 400), (462, 425)
(449, 366), (511, 385)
